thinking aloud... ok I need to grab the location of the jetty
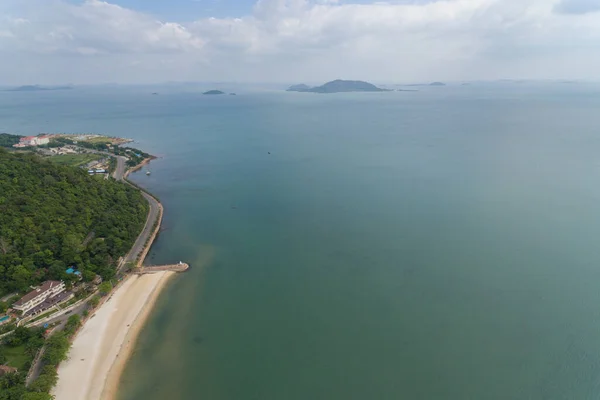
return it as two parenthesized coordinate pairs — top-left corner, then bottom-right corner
(135, 262), (189, 275)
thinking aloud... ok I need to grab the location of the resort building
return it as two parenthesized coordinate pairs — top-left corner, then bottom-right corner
(13, 135), (51, 148)
(12, 281), (66, 315)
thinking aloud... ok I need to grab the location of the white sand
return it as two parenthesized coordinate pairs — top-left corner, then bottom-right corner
(52, 272), (173, 400)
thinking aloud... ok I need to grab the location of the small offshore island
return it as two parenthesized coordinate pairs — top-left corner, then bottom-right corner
(203, 90), (226, 95)
(0, 132), (187, 400)
(287, 79), (390, 93)
(4, 85), (73, 92)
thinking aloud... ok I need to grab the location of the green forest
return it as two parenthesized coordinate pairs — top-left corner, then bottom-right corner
(0, 134), (22, 148)
(0, 149), (148, 295)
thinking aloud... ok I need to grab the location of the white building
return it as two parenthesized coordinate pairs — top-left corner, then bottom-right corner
(12, 281), (66, 314)
(13, 135), (50, 148)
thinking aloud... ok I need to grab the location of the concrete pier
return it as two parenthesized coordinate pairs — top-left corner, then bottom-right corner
(136, 263), (189, 274)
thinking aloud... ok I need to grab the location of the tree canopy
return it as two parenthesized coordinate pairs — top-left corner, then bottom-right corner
(0, 149), (148, 294)
(0, 134), (21, 148)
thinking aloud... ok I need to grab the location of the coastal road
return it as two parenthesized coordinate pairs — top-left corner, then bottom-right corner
(28, 302), (88, 329)
(112, 155), (127, 180)
(87, 151), (158, 271)
(122, 191), (160, 267)
(112, 155), (161, 270)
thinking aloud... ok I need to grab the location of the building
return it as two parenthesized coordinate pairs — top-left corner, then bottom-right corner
(13, 135), (50, 147)
(0, 365), (18, 376)
(12, 281), (66, 315)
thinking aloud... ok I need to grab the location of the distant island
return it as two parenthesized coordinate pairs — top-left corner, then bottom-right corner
(287, 84), (312, 92)
(287, 80), (389, 94)
(402, 82), (446, 87)
(203, 90), (225, 95)
(6, 85), (73, 92)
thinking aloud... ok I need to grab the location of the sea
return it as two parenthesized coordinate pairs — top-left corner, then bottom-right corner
(3, 82), (600, 399)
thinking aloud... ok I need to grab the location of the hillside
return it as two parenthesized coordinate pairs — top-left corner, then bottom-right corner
(0, 150), (148, 294)
(287, 84), (312, 92)
(0, 133), (22, 148)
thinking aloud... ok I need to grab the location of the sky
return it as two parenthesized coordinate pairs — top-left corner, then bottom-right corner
(0, 0), (599, 84)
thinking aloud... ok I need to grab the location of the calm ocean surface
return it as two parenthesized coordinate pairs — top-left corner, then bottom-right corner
(3, 83), (600, 399)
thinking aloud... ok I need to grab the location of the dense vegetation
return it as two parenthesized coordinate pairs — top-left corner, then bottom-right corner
(0, 134), (21, 148)
(0, 326), (45, 400)
(0, 316), (82, 400)
(0, 149), (149, 295)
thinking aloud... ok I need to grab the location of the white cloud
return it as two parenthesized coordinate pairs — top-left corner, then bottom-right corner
(0, 0), (599, 84)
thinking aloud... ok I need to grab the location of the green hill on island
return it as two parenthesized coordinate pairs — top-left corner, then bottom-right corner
(203, 90), (225, 95)
(0, 150), (148, 294)
(287, 84), (312, 92)
(287, 80), (388, 93)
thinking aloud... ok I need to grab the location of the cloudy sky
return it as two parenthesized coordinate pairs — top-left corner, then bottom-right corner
(0, 0), (599, 84)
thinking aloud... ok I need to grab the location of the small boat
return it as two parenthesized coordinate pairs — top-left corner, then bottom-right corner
(146, 171), (151, 175)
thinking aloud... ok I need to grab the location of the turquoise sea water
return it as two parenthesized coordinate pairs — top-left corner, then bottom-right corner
(4, 83), (600, 399)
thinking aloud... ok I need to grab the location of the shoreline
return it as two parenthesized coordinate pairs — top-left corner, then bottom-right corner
(124, 156), (155, 179)
(54, 161), (174, 400)
(101, 271), (174, 400)
(52, 272), (174, 400)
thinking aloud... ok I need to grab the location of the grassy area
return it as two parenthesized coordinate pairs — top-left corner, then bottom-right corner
(84, 136), (113, 144)
(47, 153), (103, 167)
(3, 345), (29, 370)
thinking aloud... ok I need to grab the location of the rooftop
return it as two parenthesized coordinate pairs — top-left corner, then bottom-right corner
(13, 281), (63, 306)
(0, 365), (17, 376)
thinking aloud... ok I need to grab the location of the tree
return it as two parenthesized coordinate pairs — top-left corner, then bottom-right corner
(5, 326), (33, 347)
(42, 333), (69, 365)
(28, 365), (57, 393)
(64, 314), (81, 336)
(25, 336), (44, 358)
(88, 296), (100, 308)
(81, 269), (95, 282)
(0, 301), (7, 313)
(22, 391), (54, 400)
(98, 281), (112, 296)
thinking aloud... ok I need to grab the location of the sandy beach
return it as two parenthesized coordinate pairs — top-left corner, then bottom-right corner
(52, 271), (174, 400)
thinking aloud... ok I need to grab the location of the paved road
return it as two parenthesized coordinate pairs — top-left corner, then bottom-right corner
(123, 191), (160, 266)
(28, 302), (88, 329)
(112, 155), (127, 180)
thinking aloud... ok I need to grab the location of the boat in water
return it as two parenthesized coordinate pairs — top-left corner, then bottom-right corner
(146, 170), (151, 176)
